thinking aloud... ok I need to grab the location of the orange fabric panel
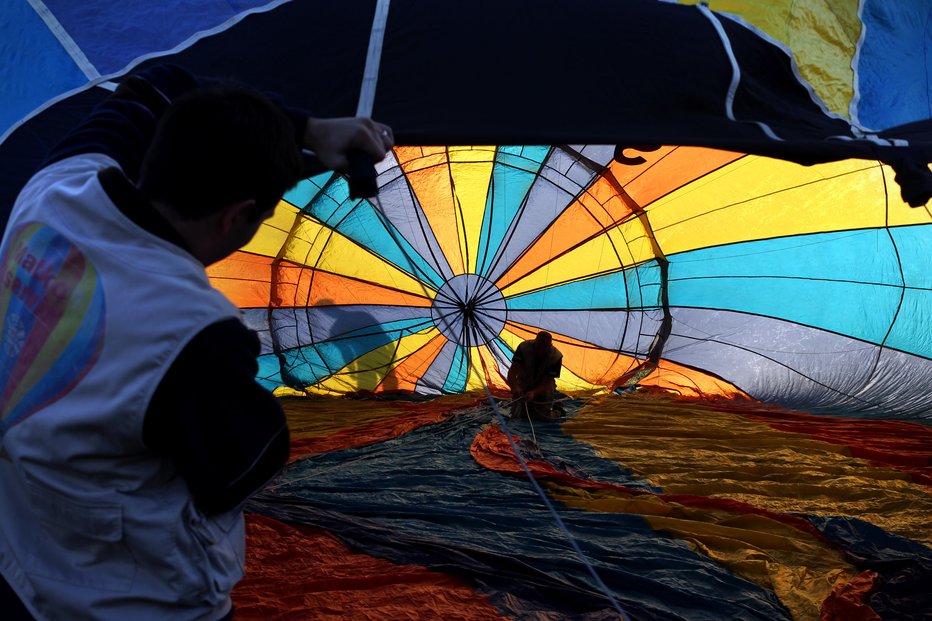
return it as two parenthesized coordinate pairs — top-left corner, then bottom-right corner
(234, 514), (505, 621)
(496, 175), (639, 290)
(609, 147), (744, 207)
(206, 251), (274, 308)
(376, 332), (448, 393)
(275, 267), (433, 308)
(632, 360), (751, 400)
(394, 146), (466, 274)
(207, 252), (432, 309)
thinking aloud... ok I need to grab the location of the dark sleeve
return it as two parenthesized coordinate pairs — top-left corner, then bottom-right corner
(143, 318), (290, 515)
(512, 342), (527, 364)
(44, 64), (200, 179)
(44, 64), (313, 181)
(545, 354), (563, 378)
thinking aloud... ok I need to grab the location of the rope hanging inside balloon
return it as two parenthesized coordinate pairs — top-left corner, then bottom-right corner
(471, 337), (633, 620)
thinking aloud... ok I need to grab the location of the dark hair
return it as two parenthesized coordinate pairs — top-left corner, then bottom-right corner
(138, 84), (303, 219)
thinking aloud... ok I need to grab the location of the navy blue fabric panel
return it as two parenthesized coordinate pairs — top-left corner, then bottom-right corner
(807, 515), (932, 621)
(132, 0), (376, 120)
(5, 0), (932, 232)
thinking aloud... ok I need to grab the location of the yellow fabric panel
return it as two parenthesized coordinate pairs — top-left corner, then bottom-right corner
(883, 163), (932, 224)
(562, 396), (932, 547)
(394, 147), (467, 274)
(611, 148), (744, 209)
(499, 221), (655, 298)
(647, 157), (895, 255)
(678, 0), (861, 117)
(548, 480), (855, 621)
(240, 200), (299, 257)
(447, 147), (495, 274)
(272, 385), (311, 398)
(281, 399), (417, 441)
(465, 345), (510, 393)
(279, 216), (435, 299)
(496, 173), (639, 290)
(377, 332), (448, 393)
(314, 326), (439, 393)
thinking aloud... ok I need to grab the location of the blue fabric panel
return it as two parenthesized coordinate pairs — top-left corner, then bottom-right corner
(0, 2), (88, 137)
(417, 339), (457, 393)
(493, 337), (515, 361)
(884, 225), (932, 357)
(667, 229), (906, 348)
(442, 345), (468, 393)
(892, 225), (932, 289)
(807, 515), (932, 620)
(476, 146), (550, 277)
(256, 353), (284, 391)
(505, 263), (662, 311)
(856, 1), (932, 128)
(282, 171), (333, 207)
(281, 316), (433, 386)
(291, 175), (445, 289)
(42, 0), (274, 75)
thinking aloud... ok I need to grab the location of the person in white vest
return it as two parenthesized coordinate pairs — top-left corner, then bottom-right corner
(0, 64), (393, 621)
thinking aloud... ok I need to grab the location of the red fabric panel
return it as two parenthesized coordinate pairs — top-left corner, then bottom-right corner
(289, 397), (482, 461)
(471, 425), (829, 542)
(820, 570), (882, 621)
(728, 406), (932, 487)
(233, 514), (505, 620)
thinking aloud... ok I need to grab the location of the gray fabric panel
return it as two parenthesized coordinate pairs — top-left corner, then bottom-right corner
(269, 305), (433, 351)
(241, 307), (272, 351)
(415, 338), (458, 394)
(372, 152), (456, 282)
(486, 148), (600, 282)
(568, 144), (617, 167)
(665, 308), (932, 419)
(507, 309), (661, 355)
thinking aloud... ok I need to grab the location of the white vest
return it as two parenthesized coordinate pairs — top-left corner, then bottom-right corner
(0, 154), (244, 620)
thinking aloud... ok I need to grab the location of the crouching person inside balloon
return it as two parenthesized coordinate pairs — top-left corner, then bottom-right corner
(507, 331), (566, 421)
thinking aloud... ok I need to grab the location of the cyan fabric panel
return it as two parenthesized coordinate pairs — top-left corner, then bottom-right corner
(667, 229), (905, 348)
(476, 146), (550, 277)
(299, 175), (446, 289)
(506, 264), (662, 311)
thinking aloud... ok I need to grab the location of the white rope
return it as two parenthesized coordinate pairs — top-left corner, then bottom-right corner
(697, 4), (783, 141)
(475, 379), (632, 620)
(356, 0), (391, 117)
(27, 0), (99, 80)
